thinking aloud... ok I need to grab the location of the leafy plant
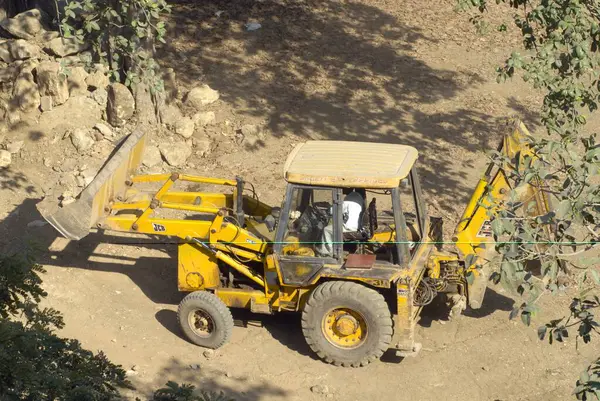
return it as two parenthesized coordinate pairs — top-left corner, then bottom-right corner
(56, 0), (171, 92)
(457, 0), (600, 398)
(0, 253), (131, 400)
(149, 381), (234, 401)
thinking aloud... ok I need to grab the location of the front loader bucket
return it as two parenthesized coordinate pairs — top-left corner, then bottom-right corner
(37, 130), (147, 240)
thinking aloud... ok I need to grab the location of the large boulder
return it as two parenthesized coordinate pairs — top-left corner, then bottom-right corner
(142, 145), (163, 167)
(67, 66), (89, 96)
(106, 83), (135, 127)
(0, 9), (44, 40)
(159, 140), (192, 167)
(12, 71), (40, 112)
(36, 61), (69, 105)
(0, 40), (41, 63)
(86, 70), (109, 90)
(44, 37), (89, 57)
(185, 84), (219, 110)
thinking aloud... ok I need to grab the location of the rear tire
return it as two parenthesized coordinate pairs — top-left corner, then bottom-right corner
(301, 281), (393, 367)
(177, 291), (233, 349)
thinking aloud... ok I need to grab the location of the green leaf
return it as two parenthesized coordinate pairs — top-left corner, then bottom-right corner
(537, 325), (547, 340)
(465, 254), (478, 268)
(521, 311), (531, 326)
(590, 269), (600, 285)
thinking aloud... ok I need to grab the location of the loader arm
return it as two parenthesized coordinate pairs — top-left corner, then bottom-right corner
(453, 121), (553, 309)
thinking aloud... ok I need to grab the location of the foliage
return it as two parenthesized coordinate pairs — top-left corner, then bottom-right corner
(457, 0), (600, 398)
(0, 253), (131, 400)
(57, 0), (171, 91)
(148, 381), (234, 401)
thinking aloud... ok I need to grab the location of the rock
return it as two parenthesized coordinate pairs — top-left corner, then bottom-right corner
(134, 83), (156, 125)
(94, 122), (112, 137)
(175, 117), (195, 139)
(39, 31), (60, 42)
(225, 372), (233, 378)
(189, 364), (201, 370)
(36, 61), (69, 105)
(185, 84), (219, 109)
(202, 349), (215, 359)
(40, 95), (53, 112)
(194, 111), (216, 127)
(81, 168), (96, 185)
(162, 68), (178, 103)
(86, 71), (109, 90)
(6, 109), (20, 125)
(107, 83), (135, 127)
(142, 145), (162, 167)
(67, 66), (89, 96)
(92, 130), (103, 141)
(125, 370), (138, 377)
(18, 59), (38, 74)
(27, 220), (47, 228)
(90, 88), (108, 106)
(160, 104), (183, 130)
(60, 158), (77, 172)
(194, 138), (212, 157)
(241, 124), (261, 137)
(159, 141), (191, 167)
(12, 71), (40, 112)
(0, 40), (41, 62)
(0, 9), (44, 40)
(6, 140), (23, 153)
(0, 62), (20, 83)
(0, 150), (10, 167)
(44, 37), (90, 57)
(70, 129), (94, 153)
(131, 365), (138, 372)
(311, 385), (330, 395)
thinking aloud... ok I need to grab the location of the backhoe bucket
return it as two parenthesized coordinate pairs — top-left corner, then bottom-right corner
(37, 130), (147, 240)
(454, 120), (553, 309)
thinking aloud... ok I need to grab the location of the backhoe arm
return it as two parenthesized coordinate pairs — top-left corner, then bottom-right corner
(453, 121), (552, 309)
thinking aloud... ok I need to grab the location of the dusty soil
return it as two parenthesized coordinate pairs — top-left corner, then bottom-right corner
(1, 0), (599, 400)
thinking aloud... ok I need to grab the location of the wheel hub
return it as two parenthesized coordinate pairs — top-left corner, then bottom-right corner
(188, 309), (214, 338)
(322, 308), (367, 349)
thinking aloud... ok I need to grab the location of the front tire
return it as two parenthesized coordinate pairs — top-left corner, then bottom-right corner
(301, 281), (393, 367)
(177, 291), (234, 349)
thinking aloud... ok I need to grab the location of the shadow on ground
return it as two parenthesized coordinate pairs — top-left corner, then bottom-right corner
(159, 0), (538, 212)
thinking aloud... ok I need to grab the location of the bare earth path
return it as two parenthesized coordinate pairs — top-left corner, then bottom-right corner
(1, 0), (598, 400)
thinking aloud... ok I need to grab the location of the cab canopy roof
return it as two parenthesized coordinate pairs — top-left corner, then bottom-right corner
(283, 140), (418, 189)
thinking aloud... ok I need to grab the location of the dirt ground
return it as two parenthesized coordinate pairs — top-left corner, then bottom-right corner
(1, 0), (599, 400)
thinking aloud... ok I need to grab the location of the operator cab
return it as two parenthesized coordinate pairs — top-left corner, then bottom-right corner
(271, 140), (428, 285)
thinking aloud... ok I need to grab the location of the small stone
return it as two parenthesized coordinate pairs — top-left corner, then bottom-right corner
(175, 117), (195, 139)
(203, 349), (215, 359)
(18, 59), (38, 74)
(27, 220), (47, 228)
(241, 124), (260, 137)
(159, 141), (192, 167)
(45, 37), (90, 57)
(107, 83), (135, 127)
(311, 385), (329, 395)
(0, 62), (20, 83)
(61, 196), (75, 206)
(0, 150), (11, 167)
(40, 96), (53, 112)
(482, 366), (489, 372)
(12, 71), (40, 112)
(91, 88), (108, 106)
(111, 339), (117, 343)
(7, 110), (20, 125)
(125, 370), (138, 377)
(37, 61), (69, 106)
(75, 175), (85, 187)
(67, 66), (89, 96)
(185, 84), (219, 110)
(39, 31), (60, 42)
(43, 158), (52, 167)
(190, 364), (201, 370)
(94, 122), (112, 137)
(194, 111), (216, 127)
(120, 326), (124, 331)
(60, 158), (77, 172)
(92, 130), (103, 141)
(81, 167), (97, 185)
(6, 140), (23, 153)
(0, 9), (43, 40)
(225, 372), (232, 378)
(194, 138), (212, 157)
(243, 135), (263, 148)
(142, 145), (162, 167)
(86, 71), (109, 90)
(70, 129), (94, 153)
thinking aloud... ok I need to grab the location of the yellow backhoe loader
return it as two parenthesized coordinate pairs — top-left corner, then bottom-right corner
(37, 120), (551, 367)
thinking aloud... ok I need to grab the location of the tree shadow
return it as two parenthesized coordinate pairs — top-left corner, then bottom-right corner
(157, 0), (535, 213)
(130, 358), (289, 400)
